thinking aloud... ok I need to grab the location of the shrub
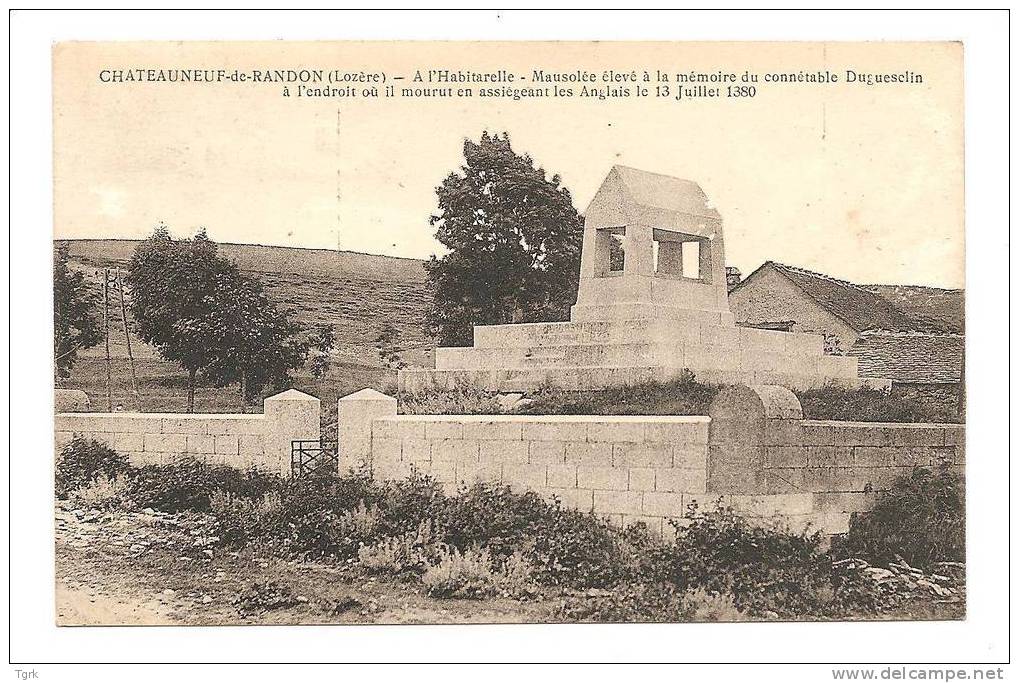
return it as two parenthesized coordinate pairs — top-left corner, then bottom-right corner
(55, 437), (132, 498)
(211, 489), (284, 545)
(679, 587), (748, 622)
(130, 459), (280, 513)
(795, 383), (960, 423)
(652, 504), (879, 619)
(838, 466), (965, 570)
(517, 371), (719, 416)
(421, 547), (500, 598)
(399, 384), (504, 415)
(67, 473), (136, 511)
(357, 520), (443, 575)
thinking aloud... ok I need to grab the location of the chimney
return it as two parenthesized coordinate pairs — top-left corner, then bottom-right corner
(725, 266), (742, 292)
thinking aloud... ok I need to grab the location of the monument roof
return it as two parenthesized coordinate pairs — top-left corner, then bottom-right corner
(608, 165), (722, 221)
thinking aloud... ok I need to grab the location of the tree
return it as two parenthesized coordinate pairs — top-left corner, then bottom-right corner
(53, 243), (102, 379)
(306, 324), (335, 380)
(127, 226), (307, 411)
(425, 132), (584, 346)
(375, 323), (406, 371)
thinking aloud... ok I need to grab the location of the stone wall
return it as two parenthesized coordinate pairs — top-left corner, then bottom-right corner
(55, 389), (320, 476)
(706, 385), (965, 533)
(340, 387), (964, 536)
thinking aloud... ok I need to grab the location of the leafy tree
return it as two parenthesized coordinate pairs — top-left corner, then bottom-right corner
(375, 323), (406, 370)
(425, 132), (584, 346)
(53, 243), (102, 379)
(306, 324), (336, 380)
(128, 226), (306, 411)
(200, 271), (309, 403)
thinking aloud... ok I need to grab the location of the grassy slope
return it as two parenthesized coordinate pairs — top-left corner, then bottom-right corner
(57, 239), (434, 414)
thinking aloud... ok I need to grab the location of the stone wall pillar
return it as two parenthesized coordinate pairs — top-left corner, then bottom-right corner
(338, 388), (397, 475)
(263, 389), (321, 477)
(707, 384), (802, 494)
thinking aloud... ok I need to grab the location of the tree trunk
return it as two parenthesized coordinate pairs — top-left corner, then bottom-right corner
(187, 368), (196, 413)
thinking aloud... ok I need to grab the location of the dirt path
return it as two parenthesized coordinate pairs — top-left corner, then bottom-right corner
(56, 580), (178, 626)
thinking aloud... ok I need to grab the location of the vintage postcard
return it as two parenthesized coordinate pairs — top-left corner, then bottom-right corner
(50, 37), (967, 633)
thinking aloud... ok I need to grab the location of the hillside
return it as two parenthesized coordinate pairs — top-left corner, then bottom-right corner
(59, 239), (435, 368)
(864, 284), (965, 334)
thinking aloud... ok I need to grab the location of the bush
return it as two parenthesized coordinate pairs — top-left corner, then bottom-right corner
(357, 520), (442, 575)
(421, 547), (500, 598)
(795, 383), (960, 423)
(838, 466), (965, 570)
(211, 489), (284, 545)
(130, 459), (279, 513)
(555, 583), (694, 623)
(399, 384), (504, 415)
(652, 504), (880, 619)
(67, 473), (136, 511)
(55, 437), (132, 498)
(517, 371), (718, 417)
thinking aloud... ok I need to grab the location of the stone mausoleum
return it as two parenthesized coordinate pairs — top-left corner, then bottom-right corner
(400, 165), (865, 394)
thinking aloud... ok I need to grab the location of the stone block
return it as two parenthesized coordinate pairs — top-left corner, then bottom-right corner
(673, 442), (709, 469)
(402, 438), (432, 463)
(587, 420), (645, 443)
(424, 420), (465, 440)
(565, 441), (613, 464)
(547, 487), (594, 512)
(628, 467), (656, 491)
(55, 431), (75, 450)
(889, 447), (934, 467)
(424, 460), (456, 483)
(238, 434), (264, 455)
(212, 434), (239, 456)
(374, 458), (413, 482)
(889, 427), (945, 447)
(805, 446), (837, 467)
(546, 464), (578, 488)
(727, 493), (814, 516)
(371, 437), (402, 464)
(372, 419), (425, 441)
(853, 447), (893, 468)
(463, 420), (523, 441)
(113, 432), (145, 453)
(528, 440), (567, 464)
(763, 446), (807, 468)
(577, 465), (628, 491)
(593, 490), (643, 516)
(613, 443), (673, 468)
(655, 468), (707, 493)
(813, 491), (877, 514)
(264, 389), (321, 477)
(833, 423), (894, 447)
(801, 422), (836, 446)
(502, 463), (547, 490)
(456, 462), (502, 486)
(642, 491), (686, 517)
(761, 469), (805, 494)
(645, 420), (709, 444)
(763, 419), (804, 446)
(431, 439), (480, 463)
(144, 432), (188, 454)
(185, 434), (216, 455)
(522, 420), (588, 442)
(479, 440), (529, 465)
(160, 417), (210, 435)
(943, 426), (965, 447)
(339, 388), (397, 472)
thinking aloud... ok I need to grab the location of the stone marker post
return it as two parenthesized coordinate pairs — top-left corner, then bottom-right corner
(263, 389), (321, 477)
(338, 388), (398, 475)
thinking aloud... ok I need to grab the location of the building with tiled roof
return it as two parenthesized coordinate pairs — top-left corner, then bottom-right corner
(728, 261), (964, 386)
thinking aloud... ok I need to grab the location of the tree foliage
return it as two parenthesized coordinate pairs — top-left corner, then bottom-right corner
(425, 132), (584, 346)
(127, 226), (307, 411)
(54, 243), (102, 379)
(306, 324), (336, 380)
(375, 322), (406, 370)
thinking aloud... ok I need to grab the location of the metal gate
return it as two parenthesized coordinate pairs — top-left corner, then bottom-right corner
(291, 439), (339, 478)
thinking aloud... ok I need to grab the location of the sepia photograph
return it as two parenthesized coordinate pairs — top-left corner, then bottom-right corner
(7, 7), (1012, 675)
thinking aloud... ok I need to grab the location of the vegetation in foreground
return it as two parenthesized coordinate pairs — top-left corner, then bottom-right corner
(57, 437), (964, 623)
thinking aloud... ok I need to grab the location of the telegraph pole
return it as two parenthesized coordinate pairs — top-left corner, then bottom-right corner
(117, 269), (141, 407)
(102, 268), (112, 411)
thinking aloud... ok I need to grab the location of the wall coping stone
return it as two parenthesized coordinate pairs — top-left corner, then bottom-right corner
(55, 412), (263, 420)
(801, 419), (960, 429)
(378, 414), (711, 424)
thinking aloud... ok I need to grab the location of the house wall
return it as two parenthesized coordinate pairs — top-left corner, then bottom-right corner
(55, 390), (321, 476)
(729, 266), (860, 352)
(338, 387), (963, 536)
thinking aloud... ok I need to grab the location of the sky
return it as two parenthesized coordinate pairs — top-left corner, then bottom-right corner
(53, 41), (963, 287)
